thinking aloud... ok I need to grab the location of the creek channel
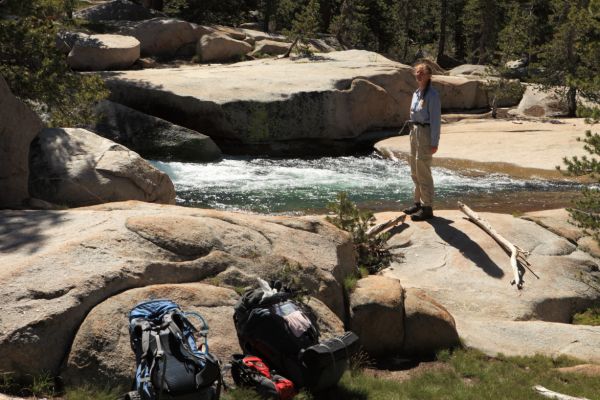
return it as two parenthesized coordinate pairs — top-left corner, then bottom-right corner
(152, 153), (585, 215)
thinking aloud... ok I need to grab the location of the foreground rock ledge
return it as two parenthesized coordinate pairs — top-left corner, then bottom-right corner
(379, 209), (600, 363)
(0, 201), (354, 379)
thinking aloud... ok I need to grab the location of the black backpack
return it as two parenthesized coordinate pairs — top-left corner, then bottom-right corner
(126, 299), (222, 400)
(233, 283), (359, 392)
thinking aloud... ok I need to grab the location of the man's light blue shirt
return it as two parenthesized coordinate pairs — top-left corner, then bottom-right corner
(410, 86), (441, 147)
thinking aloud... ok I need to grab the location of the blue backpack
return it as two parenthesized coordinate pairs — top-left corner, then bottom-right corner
(125, 299), (222, 400)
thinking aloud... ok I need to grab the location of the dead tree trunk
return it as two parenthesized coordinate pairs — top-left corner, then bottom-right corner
(282, 37), (299, 58)
(458, 202), (538, 289)
(367, 214), (407, 237)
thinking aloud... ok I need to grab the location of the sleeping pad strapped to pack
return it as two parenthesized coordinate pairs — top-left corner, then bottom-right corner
(233, 285), (359, 393)
(126, 299), (222, 400)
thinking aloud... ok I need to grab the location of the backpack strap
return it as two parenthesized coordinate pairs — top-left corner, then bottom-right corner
(140, 321), (153, 357)
(184, 311), (210, 351)
(163, 311), (203, 364)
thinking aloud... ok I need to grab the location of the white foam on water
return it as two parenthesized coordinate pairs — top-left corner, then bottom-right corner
(151, 155), (579, 213)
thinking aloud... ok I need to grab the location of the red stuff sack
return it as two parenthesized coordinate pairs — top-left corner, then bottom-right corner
(231, 355), (296, 400)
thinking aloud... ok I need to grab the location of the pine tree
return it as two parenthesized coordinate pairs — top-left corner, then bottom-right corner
(536, 0), (600, 116)
(561, 129), (600, 242)
(497, 0), (552, 65)
(329, 0), (374, 50)
(162, 0), (251, 25)
(498, 2), (536, 63)
(558, 1), (600, 242)
(0, 0), (108, 127)
(284, 0), (320, 55)
(463, 0), (502, 63)
(274, 0), (303, 33)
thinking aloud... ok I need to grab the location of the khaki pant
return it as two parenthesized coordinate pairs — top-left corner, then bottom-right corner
(409, 125), (434, 207)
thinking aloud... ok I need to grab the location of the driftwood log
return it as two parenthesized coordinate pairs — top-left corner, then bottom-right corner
(533, 385), (590, 400)
(367, 214), (407, 237)
(458, 202), (538, 289)
(282, 37), (300, 58)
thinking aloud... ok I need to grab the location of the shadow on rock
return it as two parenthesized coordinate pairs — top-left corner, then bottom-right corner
(0, 210), (64, 254)
(428, 216), (505, 278)
(386, 222), (409, 240)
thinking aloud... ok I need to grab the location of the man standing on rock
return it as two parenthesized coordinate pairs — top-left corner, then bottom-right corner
(403, 63), (441, 221)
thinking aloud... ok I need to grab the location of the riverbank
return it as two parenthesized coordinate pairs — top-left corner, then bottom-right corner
(375, 118), (595, 181)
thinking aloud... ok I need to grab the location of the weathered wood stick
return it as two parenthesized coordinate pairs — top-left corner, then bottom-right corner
(367, 214), (407, 237)
(532, 385), (590, 400)
(458, 202), (535, 289)
(282, 37), (300, 58)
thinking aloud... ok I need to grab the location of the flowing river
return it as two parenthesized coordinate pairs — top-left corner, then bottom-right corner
(152, 154), (583, 215)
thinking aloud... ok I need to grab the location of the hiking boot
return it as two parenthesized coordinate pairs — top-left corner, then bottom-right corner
(411, 206), (433, 221)
(403, 202), (422, 215)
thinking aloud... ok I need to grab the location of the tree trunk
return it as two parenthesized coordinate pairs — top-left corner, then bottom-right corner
(565, 16), (578, 117)
(567, 86), (577, 117)
(451, 0), (466, 61)
(403, 2), (412, 61)
(477, 17), (488, 64)
(320, 0), (334, 32)
(437, 0), (448, 60)
(263, 0), (276, 32)
(367, 214), (406, 237)
(283, 37), (299, 58)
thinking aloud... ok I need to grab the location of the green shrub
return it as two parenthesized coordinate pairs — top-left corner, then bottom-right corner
(576, 105), (600, 121)
(0, 1), (109, 127)
(29, 371), (55, 398)
(572, 306), (600, 326)
(326, 192), (392, 274)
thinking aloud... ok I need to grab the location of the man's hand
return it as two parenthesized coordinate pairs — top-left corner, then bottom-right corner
(431, 146), (438, 154)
